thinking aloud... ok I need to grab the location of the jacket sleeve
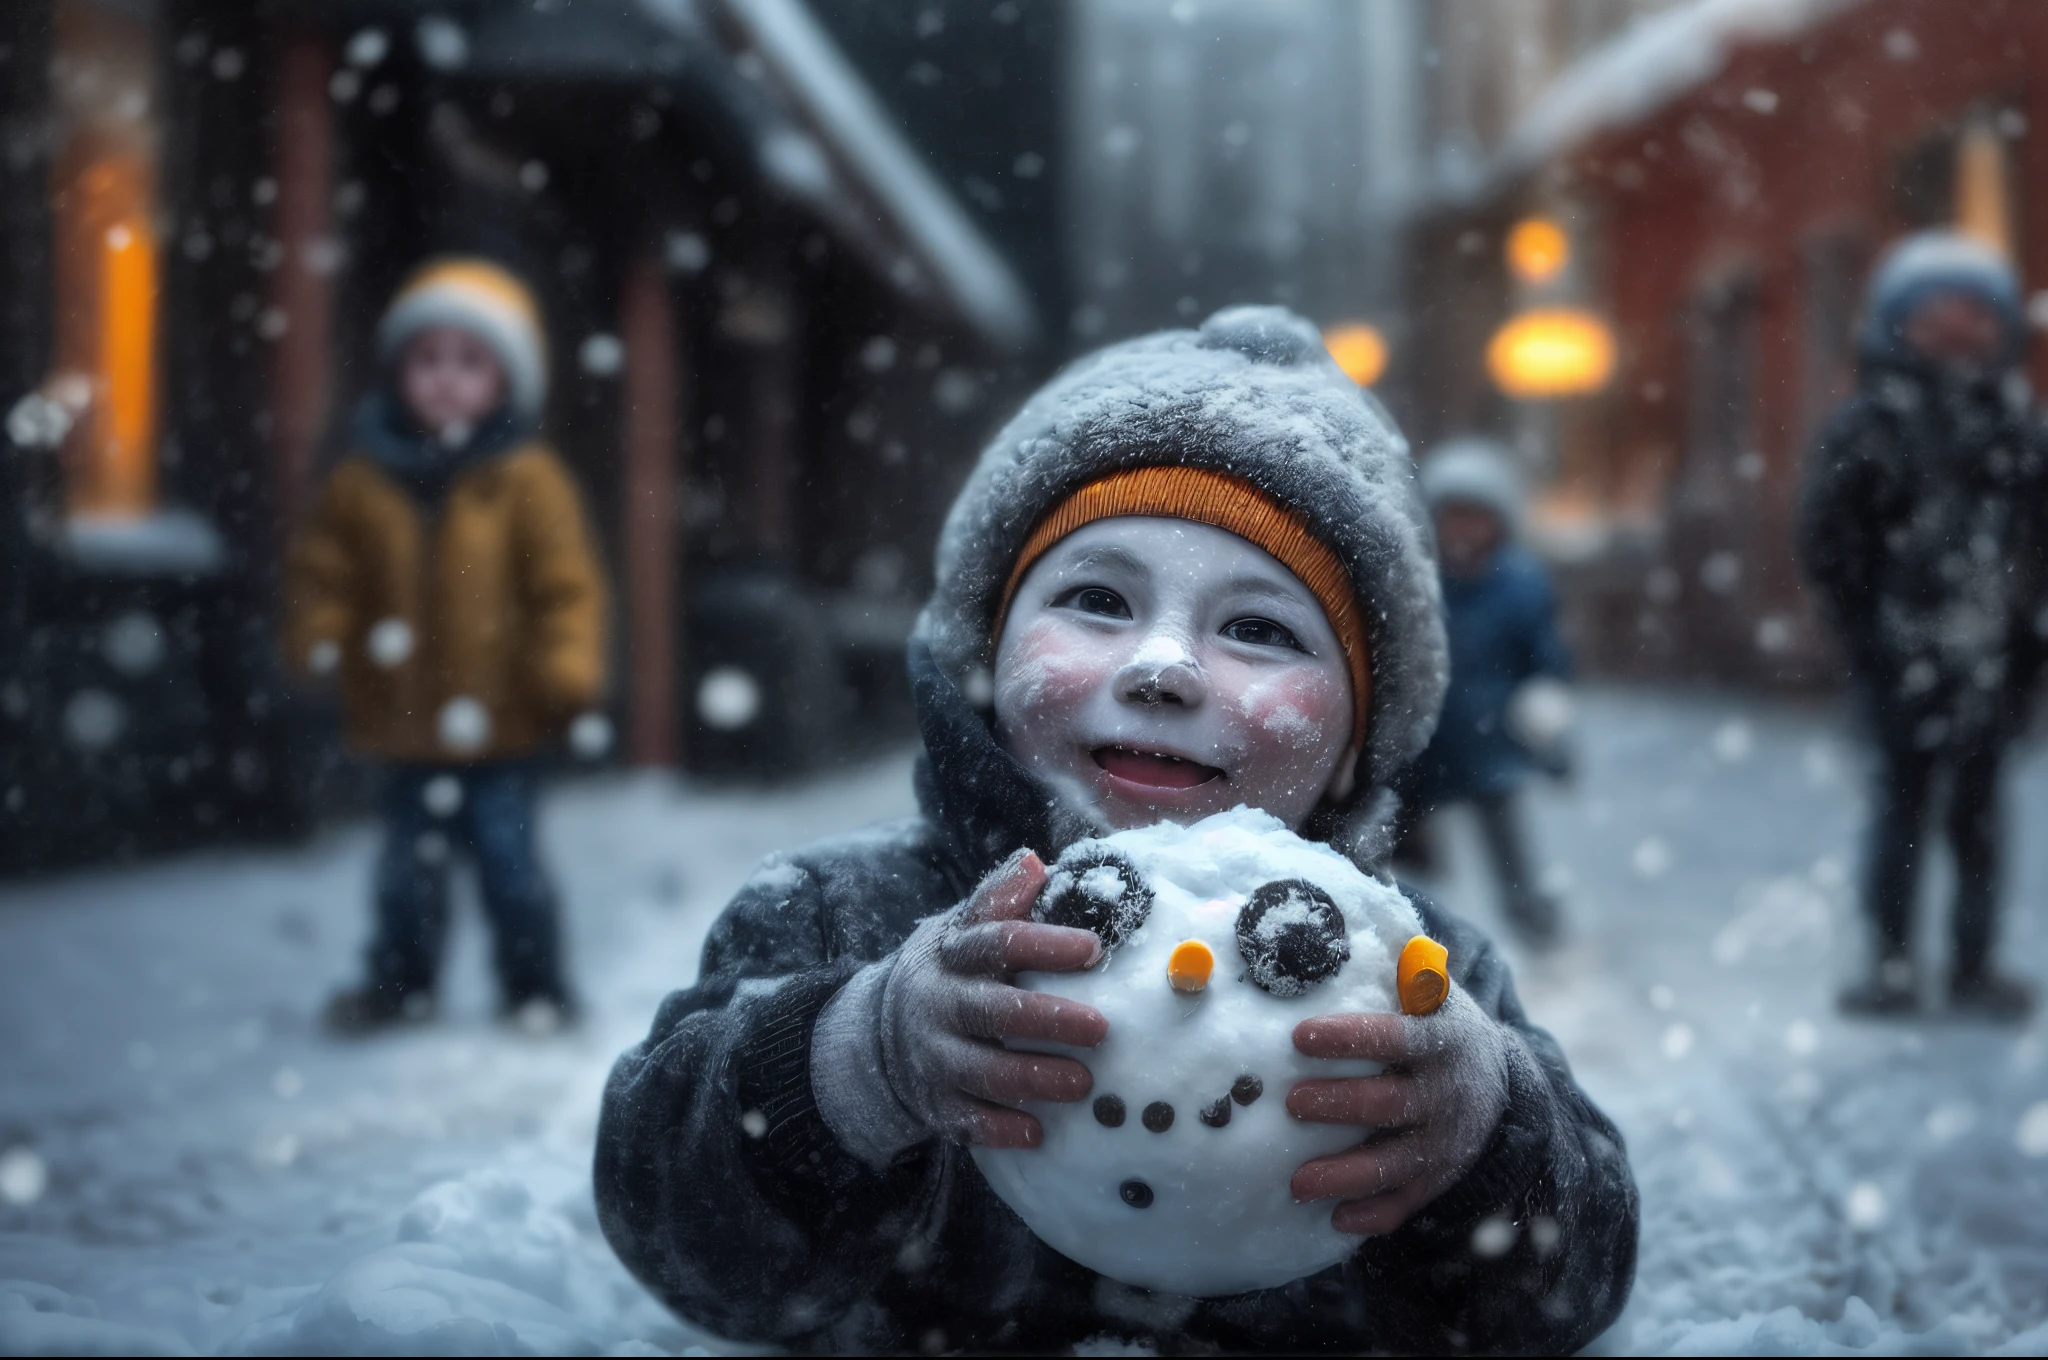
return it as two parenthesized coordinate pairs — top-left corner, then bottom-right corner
(514, 451), (609, 713)
(281, 472), (357, 679)
(1327, 898), (1634, 1355)
(593, 858), (944, 1345)
(1516, 560), (1574, 684)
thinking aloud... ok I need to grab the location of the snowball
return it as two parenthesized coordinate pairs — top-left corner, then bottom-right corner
(1662, 1022), (1694, 1060)
(415, 15), (468, 70)
(101, 611), (165, 676)
(0, 1146), (47, 1206)
(859, 336), (899, 373)
(436, 698), (491, 755)
(63, 689), (124, 752)
(422, 775), (463, 819)
(1843, 1181), (1886, 1231)
(696, 667), (761, 731)
(2016, 1101), (2048, 1158)
(577, 333), (624, 378)
(1506, 677), (1574, 751)
(1471, 1215), (1518, 1258)
(568, 712), (613, 759)
(1711, 719), (1752, 764)
(1924, 1101), (1975, 1143)
(344, 27), (389, 68)
(1699, 551), (1741, 595)
(366, 617), (414, 669)
(663, 230), (709, 274)
(973, 808), (1423, 1297)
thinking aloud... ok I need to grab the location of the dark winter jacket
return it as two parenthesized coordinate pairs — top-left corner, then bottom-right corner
(1797, 234), (2048, 748)
(1409, 544), (1573, 804)
(595, 308), (1636, 1355)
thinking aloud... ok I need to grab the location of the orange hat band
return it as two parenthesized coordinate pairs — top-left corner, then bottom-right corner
(996, 466), (1372, 755)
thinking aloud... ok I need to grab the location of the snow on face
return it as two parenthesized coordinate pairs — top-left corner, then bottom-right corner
(972, 809), (1421, 1297)
(992, 518), (1356, 832)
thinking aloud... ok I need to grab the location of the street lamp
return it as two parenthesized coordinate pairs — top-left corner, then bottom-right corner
(1321, 323), (1387, 386)
(1486, 307), (1615, 399)
(1506, 217), (1570, 286)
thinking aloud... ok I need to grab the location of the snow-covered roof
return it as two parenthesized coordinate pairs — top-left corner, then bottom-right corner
(706, 0), (1038, 352)
(306, 0), (1037, 352)
(1492, 0), (1863, 185)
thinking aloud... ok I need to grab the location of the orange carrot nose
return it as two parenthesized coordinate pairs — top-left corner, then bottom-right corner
(1397, 936), (1450, 1015)
(1167, 939), (1215, 993)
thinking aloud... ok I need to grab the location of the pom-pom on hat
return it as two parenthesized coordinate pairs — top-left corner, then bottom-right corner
(920, 305), (1447, 868)
(376, 257), (549, 418)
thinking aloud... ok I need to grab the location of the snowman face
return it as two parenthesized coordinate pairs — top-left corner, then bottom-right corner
(970, 809), (1422, 1299)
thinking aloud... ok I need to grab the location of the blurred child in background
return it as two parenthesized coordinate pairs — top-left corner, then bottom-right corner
(1798, 231), (2046, 1020)
(1395, 437), (1574, 949)
(285, 258), (610, 1034)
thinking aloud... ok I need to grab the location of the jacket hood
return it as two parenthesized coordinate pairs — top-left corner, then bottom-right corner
(1858, 231), (2025, 372)
(1419, 437), (1525, 535)
(910, 305), (1446, 876)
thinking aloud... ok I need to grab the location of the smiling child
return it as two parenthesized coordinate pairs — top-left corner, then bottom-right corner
(595, 308), (1636, 1353)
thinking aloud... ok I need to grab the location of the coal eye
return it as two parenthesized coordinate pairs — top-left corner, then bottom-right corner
(1036, 845), (1153, 952)
(1235, 879), (1350, 996)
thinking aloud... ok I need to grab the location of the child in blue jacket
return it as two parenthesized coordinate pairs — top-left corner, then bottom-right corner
(1397, 438), (1574, 947)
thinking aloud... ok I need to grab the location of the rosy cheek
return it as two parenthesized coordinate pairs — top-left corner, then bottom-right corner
(1233, 670), (1349, 754)
(998, 621), (1115, 716)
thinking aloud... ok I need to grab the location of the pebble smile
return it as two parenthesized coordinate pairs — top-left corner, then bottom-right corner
(1092, 746), (1226, 789)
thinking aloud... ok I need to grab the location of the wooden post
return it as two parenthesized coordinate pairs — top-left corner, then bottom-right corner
(621, 247), (682, 767)
(270, 30), (334, 539)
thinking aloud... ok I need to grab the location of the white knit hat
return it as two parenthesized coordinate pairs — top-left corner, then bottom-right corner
(1418, 437), (1525, 535)
(375, 257), (549, 418)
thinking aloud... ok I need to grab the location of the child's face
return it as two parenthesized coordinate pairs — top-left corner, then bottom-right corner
(1434, 501), (1504, 580)
(993, 517), (1358, 833)
(1900, 289), (2005, 372)
(399, 326), (508, 437)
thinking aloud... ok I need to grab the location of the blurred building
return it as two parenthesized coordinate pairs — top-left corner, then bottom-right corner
(1411, 0), (2048, 687)
(1060, 0), (1419, 363)
(1057, 0), (1683, 430)
(0, 0), (1055, 872)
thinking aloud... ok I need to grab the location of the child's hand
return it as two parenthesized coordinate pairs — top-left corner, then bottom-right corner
(1284, 990), (1511, 1234)
(877, 850), (1109, 1150)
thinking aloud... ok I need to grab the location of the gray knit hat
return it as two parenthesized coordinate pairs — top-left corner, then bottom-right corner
(919, 306), (1447, 862)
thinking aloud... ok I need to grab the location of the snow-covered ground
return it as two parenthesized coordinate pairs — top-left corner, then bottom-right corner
(2, 688), (2046, 1355)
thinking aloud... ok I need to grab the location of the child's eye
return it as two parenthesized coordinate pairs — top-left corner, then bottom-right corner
(1058, 586), (1132, 619)
(1221, 616), (1302, 650)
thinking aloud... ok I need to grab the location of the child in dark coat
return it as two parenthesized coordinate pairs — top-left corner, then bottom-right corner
(1396, 438), (1575, 948)
(595, 309), (1636, 1353)
(1798, 231), (2047, 1020)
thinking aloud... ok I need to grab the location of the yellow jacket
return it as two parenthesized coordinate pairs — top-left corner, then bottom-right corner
(285, 443), (609, 763)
